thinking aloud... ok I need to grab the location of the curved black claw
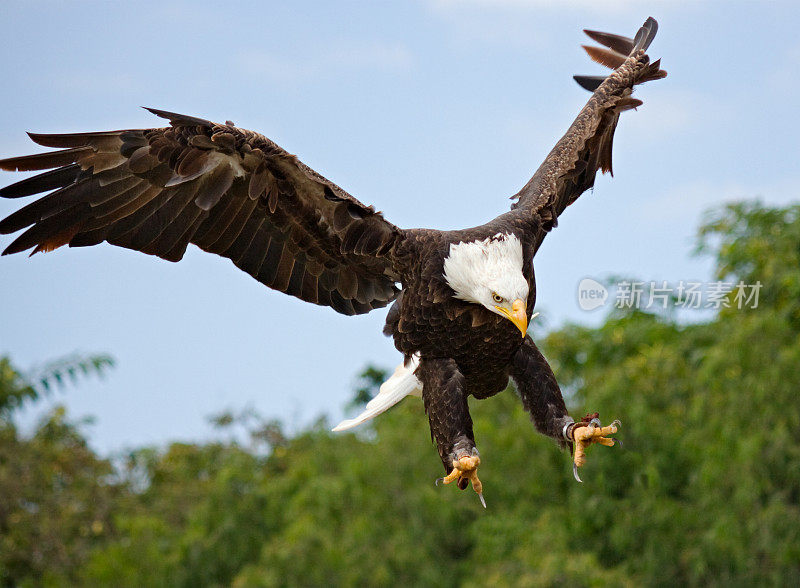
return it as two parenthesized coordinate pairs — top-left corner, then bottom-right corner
(435, 477), (444, 486)
(573, 462), (583, 483)
(610, 419), (623, 448)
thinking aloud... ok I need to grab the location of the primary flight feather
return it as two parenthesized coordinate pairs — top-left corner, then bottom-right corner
(0, 18), (665, 504)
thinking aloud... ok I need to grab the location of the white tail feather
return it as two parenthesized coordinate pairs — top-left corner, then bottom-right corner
(332, 354), (421, 432)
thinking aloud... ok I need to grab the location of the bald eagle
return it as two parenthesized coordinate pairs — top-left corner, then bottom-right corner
(0, 19), (664, 505)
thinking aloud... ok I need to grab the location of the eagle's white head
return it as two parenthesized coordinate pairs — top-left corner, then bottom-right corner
(443, 233), (529, 337)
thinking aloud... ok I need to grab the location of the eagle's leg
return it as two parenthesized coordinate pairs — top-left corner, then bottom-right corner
(510, 338), (573, 445)
(418, 357), (485, 506)
(510, 338), (620, 480)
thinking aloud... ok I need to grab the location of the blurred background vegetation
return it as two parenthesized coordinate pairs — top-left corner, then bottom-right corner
(1, 201), (799, 587)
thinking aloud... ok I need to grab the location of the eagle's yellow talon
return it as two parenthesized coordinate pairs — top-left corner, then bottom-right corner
(441, 468), (462, 485)
(439, 453), (485, 506)
(571, 419), (620, 476)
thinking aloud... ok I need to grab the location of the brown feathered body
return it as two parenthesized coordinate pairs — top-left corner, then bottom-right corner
(389, 218), (536, 387)
(0, 19), (666, 474)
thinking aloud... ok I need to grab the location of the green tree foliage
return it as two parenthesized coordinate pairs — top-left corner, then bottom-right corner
(1, 201), (798, 586)
(0, 354), (113, 417)
(0, 354), (117, 586)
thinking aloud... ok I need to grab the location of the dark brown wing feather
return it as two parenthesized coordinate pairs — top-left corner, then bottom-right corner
(0, 107), (403, 315)
(510, 17), (666, 252)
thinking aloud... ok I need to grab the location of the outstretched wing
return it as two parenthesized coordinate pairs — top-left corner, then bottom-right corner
(0, 108), (403, 315)
(510, 17), (666, 252)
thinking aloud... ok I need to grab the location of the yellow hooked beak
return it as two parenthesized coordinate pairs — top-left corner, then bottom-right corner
(495, 298), (528, 338)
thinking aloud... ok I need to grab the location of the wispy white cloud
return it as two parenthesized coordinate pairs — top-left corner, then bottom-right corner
(426, 0), (682, 51)
(497, 86), (705, 165)
(44, 72), (141, 95)
(764, 40), (800, 93)
(237, 42), (413, 83)
(623, 88), (733, 140)
(639, 178), (800, 226)
(789, 42), (800, 64)
(430, 0), (672, 13)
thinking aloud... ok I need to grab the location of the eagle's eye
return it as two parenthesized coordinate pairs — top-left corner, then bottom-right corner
(492, 293), (504, 303)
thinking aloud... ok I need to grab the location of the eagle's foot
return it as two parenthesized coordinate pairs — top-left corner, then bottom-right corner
(569, 413), (620, 482)
(435, 448), (486, 508)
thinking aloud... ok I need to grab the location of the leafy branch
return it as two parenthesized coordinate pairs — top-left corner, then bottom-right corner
(0, 353), (114, 416)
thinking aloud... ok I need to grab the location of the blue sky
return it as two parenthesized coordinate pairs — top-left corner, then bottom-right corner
(1, 1), (798, 454)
